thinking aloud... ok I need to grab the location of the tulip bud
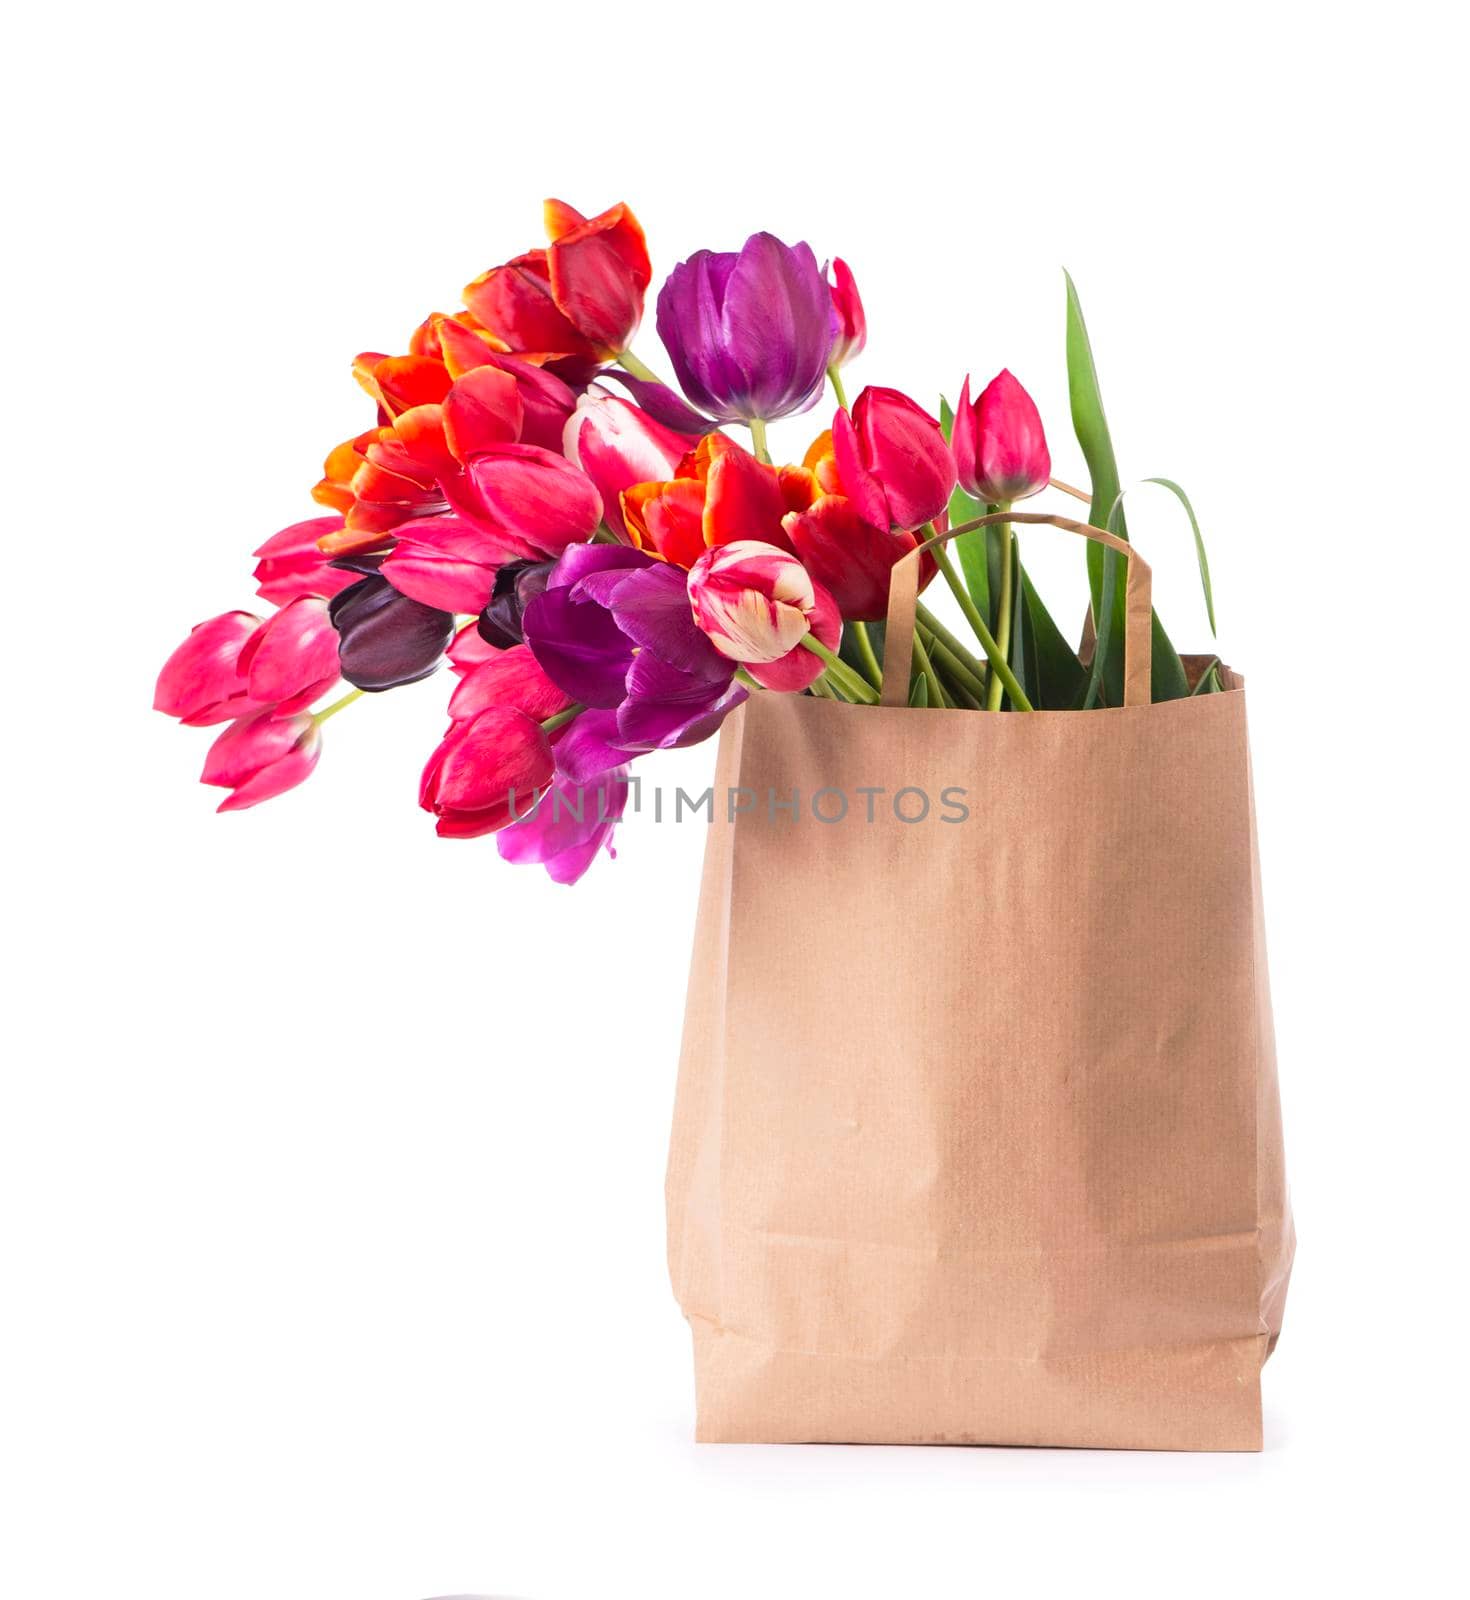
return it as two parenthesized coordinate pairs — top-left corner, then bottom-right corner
(419, 705), (555, 838)
(154, 611), (266, 726)
(236, 596), (342, 716)
(825, 258), (866, 369)
(687, 540), (841, 692)
(200, 710), (322, 813)
(832, 386), (956, 532)
(329, 574), (456, 692)
(252, 518), (359, 605)
(477, 557), (557, 649)
(952, 369), (1051, 504)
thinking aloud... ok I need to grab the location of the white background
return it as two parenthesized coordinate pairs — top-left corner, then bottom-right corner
(4, 3), (1467, 1596)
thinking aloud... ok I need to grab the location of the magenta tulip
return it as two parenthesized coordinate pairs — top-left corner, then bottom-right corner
(831, 386), (956, 533)
(826, 258), (866, 369)
(236, 596), (341, 715)
(155, 611), (267, 726)
(447, 644), (574, 725)
(497, 766), (630, 884)
(563, 391), (697, 538)
(419, 705), (555, 838)
(952, 369), (1051, 504)
(252, 517), (359, 605)
(686, 540), (840, 691)
(201, 710), (322, 812)
(381, 515), (507, 614)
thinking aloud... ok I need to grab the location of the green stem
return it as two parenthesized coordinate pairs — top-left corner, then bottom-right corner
(849, 620), (883, 690)
(800, 637), (879, 704)
(747, 416), (771, 464)
(917, 601), (988, 685)
(986, 507), (1015, 711)
(614, 348), (663, 386)
(540, 703), (583, 734)
(827, 364), (850, 412)
(591, 525), (624, 545)
(920, 627), (987, 706)
(916, 579), (1033, 713)
(313, 688), (363, 724)
(735, 667), (765, 691)
(909, 628), (948, 707)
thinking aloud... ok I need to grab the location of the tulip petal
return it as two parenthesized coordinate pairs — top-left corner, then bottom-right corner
(783, 495), (917, 622)
(521, 586), (633, 708)
(443, 367), (524, 462)
(552, 708), (634, 784)
(447, 644), (573, 724)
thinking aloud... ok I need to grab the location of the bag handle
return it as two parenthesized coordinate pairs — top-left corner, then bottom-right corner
(880, 512), (1154, 709)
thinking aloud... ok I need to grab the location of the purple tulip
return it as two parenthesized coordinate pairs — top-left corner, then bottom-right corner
(496, 766), (630, 884)
(655, 233), (835, 424)
(522, 544), (746, 782)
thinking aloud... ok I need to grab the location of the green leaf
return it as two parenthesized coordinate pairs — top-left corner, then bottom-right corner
(1190, 656), (1223, 695)
(1020, 566), (1088, 709)
(908, 673), (929, 708)
(1108, 477), (1216, 636)
(1064, 271), (1191, 703)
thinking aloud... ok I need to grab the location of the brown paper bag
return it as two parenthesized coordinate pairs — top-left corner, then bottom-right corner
(666, 514), (1294, 1450)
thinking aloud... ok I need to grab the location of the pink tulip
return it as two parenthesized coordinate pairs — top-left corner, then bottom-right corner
(201, 710), (322, 812)
(687, 540), (840, 692)
(381, 515), (510, 614)
(831, 386), (956, 532)
(236, 596), (341, 716)
(952, 369), (1051, 504)
(497, 766), (629, 884)
(154, 611), (267, 726)
(444, 442), (602, 560)
(826, 258), (866, 369)
(448, 644), (574, 724)
(419, 705), (555, 838)
(563, 391), (697, 538)
(252, 517), (358, 605)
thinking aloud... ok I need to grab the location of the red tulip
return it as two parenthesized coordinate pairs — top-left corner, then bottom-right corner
(543, 199), (652, 357)
(952, 369), (1051, 504)
(237, 596), (341, 715)
(419, 705), (555, 838)
(200, 710), (322, 813)
(463, 200), (651, 371)
(831, 386), (956, 532)
(447, 644), (573, 724)
(154, 611), (266, 726)
(564, 392), (698, 538)
(826, 258), (866, 369)
(686, 539), (840, 691)
(782, 494), (925, 622)
(252, 518), (358, 605)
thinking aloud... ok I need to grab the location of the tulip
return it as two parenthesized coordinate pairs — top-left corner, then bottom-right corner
(522, 545), (746, 778)
(463, 200), (650, 373)
(380, 515), (512, 615)
(448, 644), (573, 725)
(252, 518), (359, 605)
(237, 596), (342, 715)
(831, 386), (956, 532)
(476, 557), (557, 649)
(782, 495), (926, 622)
(443, 442), (602, 561)
(951, 369), (1051, 503)
(329, 573), (456, 692)
(201, 710), (322, 813)
(686, 540), (840, 691)
(563, 391), (697, 538)
(656, 233), (835, 424)
(419, 705), (555, 839)
(826, 257), (866, 369)
(447, 620), (500, 678)
(154, 611), (266, 726)
(497, 766), (629, 884)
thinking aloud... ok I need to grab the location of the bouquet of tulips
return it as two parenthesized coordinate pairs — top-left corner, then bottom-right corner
(156, 198), (1217, 882)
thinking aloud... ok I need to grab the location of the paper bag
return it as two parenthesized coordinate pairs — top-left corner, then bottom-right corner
(666, 514), (1294, 1450)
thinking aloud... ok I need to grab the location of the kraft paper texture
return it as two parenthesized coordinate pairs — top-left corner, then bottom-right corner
(665, 659), (1293, 1450)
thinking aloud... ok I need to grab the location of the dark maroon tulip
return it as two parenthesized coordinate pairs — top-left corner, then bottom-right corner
(329, 574), (455, 692)
(477, 558), (558, 649)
